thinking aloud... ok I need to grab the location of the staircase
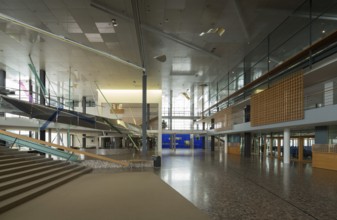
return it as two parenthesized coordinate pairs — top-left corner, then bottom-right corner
(0, 146), (92, 213)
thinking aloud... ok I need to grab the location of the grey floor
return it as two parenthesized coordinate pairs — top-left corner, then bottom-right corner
(155, 149), (337, 220)
(2, 148), (337, 220)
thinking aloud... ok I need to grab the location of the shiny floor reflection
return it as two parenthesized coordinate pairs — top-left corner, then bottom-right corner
(155, 149), (337, 220)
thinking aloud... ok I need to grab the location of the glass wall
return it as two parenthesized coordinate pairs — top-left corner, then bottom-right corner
(198, 0), (337, 118)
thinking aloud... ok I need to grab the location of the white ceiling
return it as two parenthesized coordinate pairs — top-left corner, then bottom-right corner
(0, 0), (305, 102)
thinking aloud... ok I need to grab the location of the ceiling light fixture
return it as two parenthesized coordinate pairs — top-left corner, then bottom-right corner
(153, 54), (166, 62)
(199, 27), (225, 37)
(111, 18), (118, 27)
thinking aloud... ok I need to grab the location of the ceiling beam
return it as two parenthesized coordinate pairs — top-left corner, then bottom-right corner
(90, 1), (221, 59)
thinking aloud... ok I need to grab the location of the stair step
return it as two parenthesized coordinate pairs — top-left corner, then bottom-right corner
(1, 153), (40, 159)
(0, 151), (32, 156)
(0, 164), (79, 191)
(0, 155), (15, 160)
(0, 165), (88, 201)
(0, 156), (47, 165)
(0, 167), (91, 213)
(0, 158), (51, 170)
(0, 160), (62, 176)
(0, 162), (70, 183)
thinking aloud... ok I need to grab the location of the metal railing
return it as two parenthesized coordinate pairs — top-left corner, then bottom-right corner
(313, 144), (337, 153)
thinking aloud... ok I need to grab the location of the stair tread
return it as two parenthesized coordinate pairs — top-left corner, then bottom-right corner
(0, 162), (69, 182)
(0, 156), (44, 164)
(0, 158), (49, 169)
(0, 164), (78, 189)
(0, 165), (85, 198)
(0, 160), (62, 175)
(0, 168), (91, 210)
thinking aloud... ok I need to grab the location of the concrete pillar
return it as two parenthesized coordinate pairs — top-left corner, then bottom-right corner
(0, 70), (6, 93)
(39, 70), (46, 105)
(298, 137), (304, 162)
(147, 103), (150, 129)
(157, 101), (162, 155)
(315, 126), (328, 144)
(190, 134), (194, 149)
(277, 138), (281, 160)
(169, 90), (173, 130)
(224, 134), (228, 154)
(0, 70), (5, 117)
(82, 134), (86, 148)
(211, 135), (215, 151)
(39, 70), (46, 141)
(82, 96), (86, 114)
(29, 79), (33, 103)
(244, 132), (251, 157)
(284, 128), (290, 164)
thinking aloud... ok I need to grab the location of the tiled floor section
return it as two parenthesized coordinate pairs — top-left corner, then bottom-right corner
(155, 149), (337, 220)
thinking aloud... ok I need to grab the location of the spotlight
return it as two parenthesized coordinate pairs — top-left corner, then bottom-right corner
(111, 18), (118, 27)
(153, 54), (166, 62)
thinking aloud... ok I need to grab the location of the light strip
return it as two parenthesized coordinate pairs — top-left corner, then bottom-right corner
(0, 13), (145, 72)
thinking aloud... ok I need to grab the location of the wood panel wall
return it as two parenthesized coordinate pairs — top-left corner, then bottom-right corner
(312, 152), (337, 171)
(214, 107), (233, 131)
(251, 71), (304, 126)
(228, 142), (241, 155)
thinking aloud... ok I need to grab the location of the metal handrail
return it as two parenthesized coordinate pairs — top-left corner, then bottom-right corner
(0, 130), (129, 167)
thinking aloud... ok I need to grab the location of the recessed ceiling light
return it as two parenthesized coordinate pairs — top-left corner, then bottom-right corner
(63, 22), (83, 33)
(95, 22), (115, 33)
(85, 33), (103, 42)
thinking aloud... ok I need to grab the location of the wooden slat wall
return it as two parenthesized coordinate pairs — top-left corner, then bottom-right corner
(251, 71), (304, 126)
(312, 152), (337, 171)
(228, 142), (241, 155)
(214, 107), (233, 131)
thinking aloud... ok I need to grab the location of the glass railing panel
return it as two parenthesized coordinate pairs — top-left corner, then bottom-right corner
(248, 56), (269, 81)
(218, 88), (228, 101)
(311, 2), (337, 44)
(269, 1), (310, 53)
(269, 25), (310, 70)
(244, 38), (268, 84)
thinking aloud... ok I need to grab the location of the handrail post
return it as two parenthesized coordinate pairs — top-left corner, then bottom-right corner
(66, 151), (75, 162)
(9, 137), (18, 149)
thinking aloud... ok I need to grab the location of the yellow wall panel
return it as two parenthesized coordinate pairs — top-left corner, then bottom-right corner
(251, 71), (304, 126)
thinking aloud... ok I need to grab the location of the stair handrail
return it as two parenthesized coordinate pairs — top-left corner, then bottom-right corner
(0, 130), (129, 167)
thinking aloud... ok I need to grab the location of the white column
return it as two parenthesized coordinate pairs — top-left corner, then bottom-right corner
(224, 134), (228, 154)
(283, 128), (290, 164)
(157, 100), (162, 155)
(190, 134), (194, 149)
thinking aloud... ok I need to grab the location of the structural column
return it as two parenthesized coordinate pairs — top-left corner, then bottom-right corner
(244, 132), (251, 157)
(0, 70), (6, 117)
(142, 71), (147, 155)
(211, 136), (215, 151)
(157, 100), (162, 155)
(82, 96), (86, 114)
(224, 134), (228, 154)
(82, 96), (86, 149)
(169, 90), (173, 130)
(298, 137), (304, 162)
(277, 138), (281, 160)
(283, 128), (290, 164)
(39, 70), (46, 142)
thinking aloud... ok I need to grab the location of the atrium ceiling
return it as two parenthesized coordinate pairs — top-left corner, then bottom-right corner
(0, 0), (304, 101)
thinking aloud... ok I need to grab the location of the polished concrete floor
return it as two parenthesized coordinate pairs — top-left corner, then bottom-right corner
(155, 149), (337, 220)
